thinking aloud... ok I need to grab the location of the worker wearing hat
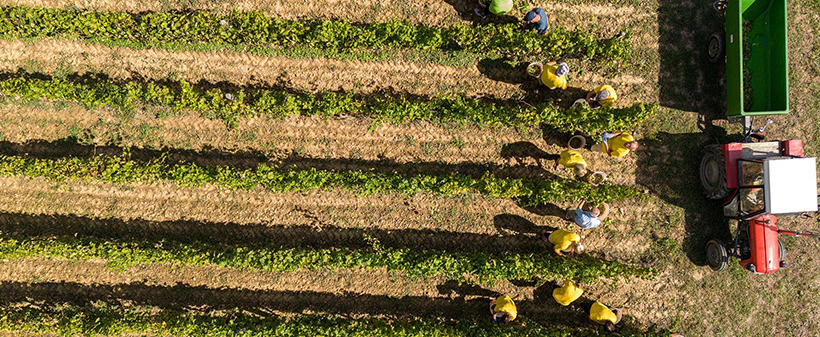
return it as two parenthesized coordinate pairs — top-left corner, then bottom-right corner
(542, 228), (583, 257)
(552, 280), (584, 306)
(541, 61), (569, 90)
(602, 132), (638, 158)
(489, 295), (517, 323)
(586, 85), (617, 109)
(581, 301), (622, 332)
(522, 8), (549, 35)
(474, 0), (513, 18)
(556, 149), (586, 177)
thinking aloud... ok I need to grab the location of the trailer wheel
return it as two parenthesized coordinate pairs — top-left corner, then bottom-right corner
(706, 239), (728, 272)
(700, 145), (730, 199)
(708, 32), (725, 64)
(779, 240), (787, 268)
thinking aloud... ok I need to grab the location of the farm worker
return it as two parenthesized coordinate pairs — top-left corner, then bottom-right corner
(475, 0), (513, 18)
(556, 149), (587, 177)
(540, 61), (569, 90)
(585, 85), (617, 109)
(552, 280), (584, 306)
(489, 295), (517, 323)
(602, 132), (638, 158)
(566, 199), (609, 229)
(522, 8), (549, 35)
(581, 301), (622, 332)
(541, 229), (583, 257)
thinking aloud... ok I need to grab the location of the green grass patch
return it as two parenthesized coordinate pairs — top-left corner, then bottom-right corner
(0, 74), (658, 133)
(0, 5), (631, 61)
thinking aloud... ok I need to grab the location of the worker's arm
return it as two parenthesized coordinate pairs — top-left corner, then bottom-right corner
(586, 90), (596, 101)
(546, 61), (557, 66)
(576, 199), (586, 210)
(598, 203), (610, 220)
(554, 247), (567, 257)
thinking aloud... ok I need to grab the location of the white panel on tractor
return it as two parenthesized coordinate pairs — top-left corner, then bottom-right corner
(765, 157), (819, 214)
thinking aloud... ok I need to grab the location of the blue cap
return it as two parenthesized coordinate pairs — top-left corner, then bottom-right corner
(524, 11), (537, 22)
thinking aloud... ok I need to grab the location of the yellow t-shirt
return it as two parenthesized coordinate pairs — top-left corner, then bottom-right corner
(558, 149), (587, 169)
(593, 85), (617, 108)
(552, 280), (583, 306)
(607, 132), (634, 158)
(494, 295), (517, 321)
(540, 65), (567, 90)
(549, 229), (580, 252)
(590, 302), (618, 325)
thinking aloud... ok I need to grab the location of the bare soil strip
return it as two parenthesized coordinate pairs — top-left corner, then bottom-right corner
(0, 38), (522, 100)
(0, 175), (527, 235)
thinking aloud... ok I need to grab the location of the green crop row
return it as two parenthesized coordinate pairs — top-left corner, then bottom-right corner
(0, 75), (658, 133)
(0, 233), (654, 284)
(0, 5), (630, 60)
(0, 151), (636, 205)
(0, 303), (667, 337)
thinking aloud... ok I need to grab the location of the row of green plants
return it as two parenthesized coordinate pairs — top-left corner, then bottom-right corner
(0, 233), (654, 284)
(0, 5), (631, 60)
(0, 74), (658, 133)
(0, 151), (636, 206)
(0, 303), (668, 337)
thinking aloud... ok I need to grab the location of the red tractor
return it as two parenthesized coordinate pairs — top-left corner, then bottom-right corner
(699, 120), (819, 274)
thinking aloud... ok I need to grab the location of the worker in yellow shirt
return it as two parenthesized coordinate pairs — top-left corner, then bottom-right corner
(581, 301), (622, 332)
(552, 280), (583, 306)
(585, 85), (617, 109)
(603, 132), (638, 157)
(541, 229), (583, 257)
(540, 61), (569, 90)
(489, 295), (517, 323)
(556, 149), (587, 177)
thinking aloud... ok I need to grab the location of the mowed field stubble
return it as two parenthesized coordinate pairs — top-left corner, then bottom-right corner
(0, 0), (817, 336)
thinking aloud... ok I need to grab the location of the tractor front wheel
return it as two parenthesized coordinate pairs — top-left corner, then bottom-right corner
(706, 239), (728, 272)
(700, 144), (730, 199)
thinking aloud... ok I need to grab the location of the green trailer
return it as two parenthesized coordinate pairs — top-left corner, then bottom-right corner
(708, 0), (789, 117)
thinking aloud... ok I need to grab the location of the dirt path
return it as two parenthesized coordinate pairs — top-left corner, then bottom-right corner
(0, 38), (525, 100)
(0, 175), (528, 235)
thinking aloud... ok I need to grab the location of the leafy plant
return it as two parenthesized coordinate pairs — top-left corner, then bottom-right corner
(0, 5), (630, 60)
(0, 153), (637, 205)
(0, 233), (654, 284)
(0, 74), (658, 133)
(0, 302), (669, 337)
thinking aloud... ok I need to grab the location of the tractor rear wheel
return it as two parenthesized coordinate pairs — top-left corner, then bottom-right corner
(708, 32), (725, 64)
(700, 145), (730, 199)
(706, 239), (728, 272)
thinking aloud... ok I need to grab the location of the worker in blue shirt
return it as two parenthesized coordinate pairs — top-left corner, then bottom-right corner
(522, 8), (549, 35)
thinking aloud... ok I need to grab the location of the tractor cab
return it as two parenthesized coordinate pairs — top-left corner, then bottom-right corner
(720, 141), (818, 219)
(701, 139), (819, 274)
